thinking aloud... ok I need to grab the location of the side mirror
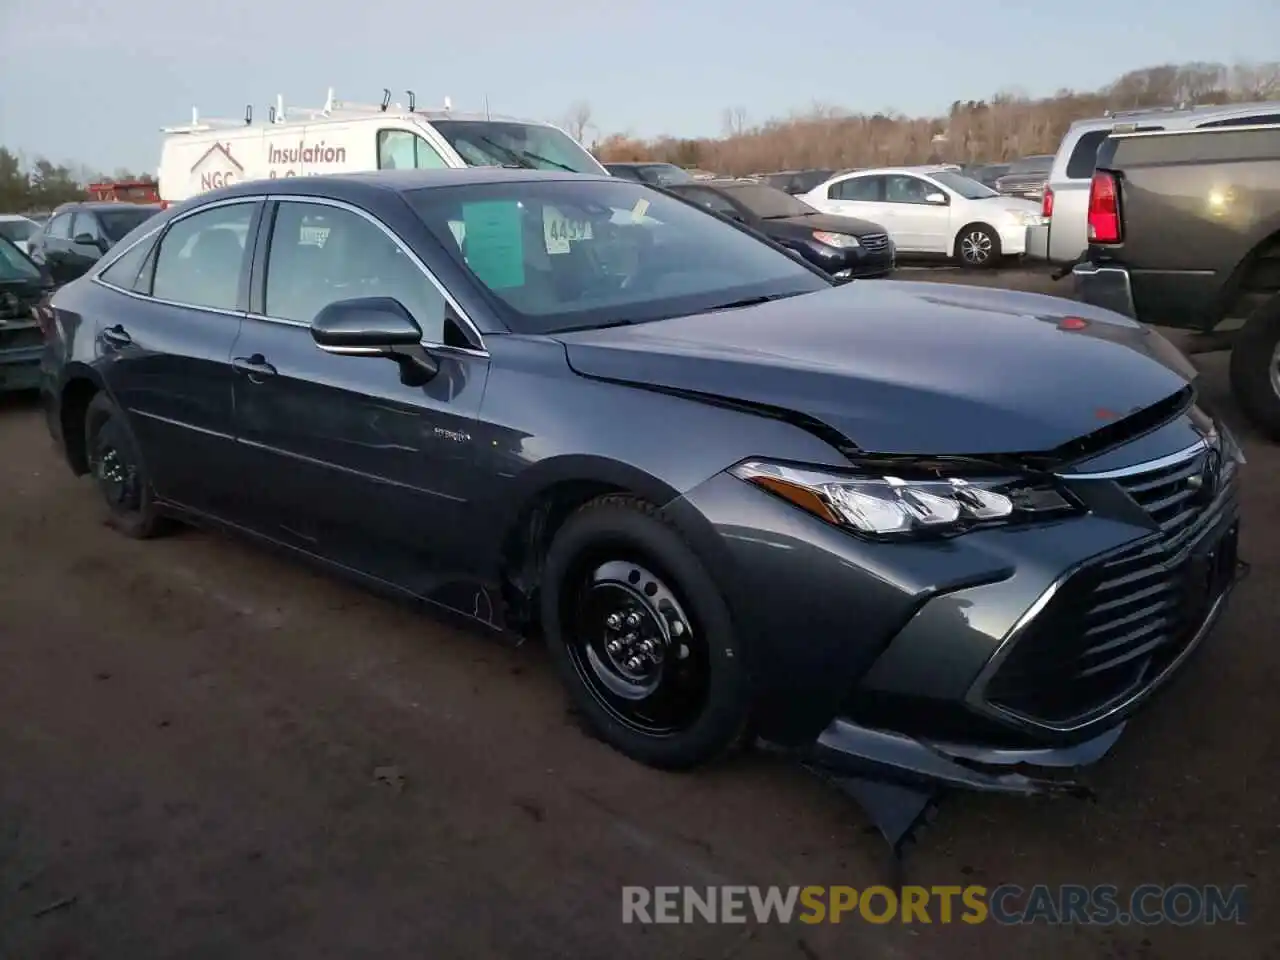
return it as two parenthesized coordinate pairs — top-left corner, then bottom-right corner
(925, 193), (948, 205)
(311, 296), (439, 384)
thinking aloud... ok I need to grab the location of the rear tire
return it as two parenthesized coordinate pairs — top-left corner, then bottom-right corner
(540, 495), (750, 770)
(84, 392), (167, 539)
(955, 224), (1001, 269)
(1228, 296), (1280, 441)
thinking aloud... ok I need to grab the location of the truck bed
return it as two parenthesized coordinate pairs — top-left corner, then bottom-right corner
(1089, 125), (1280, 331)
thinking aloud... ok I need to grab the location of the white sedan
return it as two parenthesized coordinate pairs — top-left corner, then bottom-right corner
(799, 165), (1044, 268)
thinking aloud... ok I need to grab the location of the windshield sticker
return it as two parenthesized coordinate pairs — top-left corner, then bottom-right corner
(543, 205), (593, 255)
(630, 198), (650, 222)
(461, 201), (525, 290)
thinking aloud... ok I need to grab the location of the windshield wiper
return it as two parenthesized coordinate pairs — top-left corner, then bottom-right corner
(708, 293), (799, 311)
(475, 136), (535, 169)
(516, 148), (576, 172)
(474, 136), (576, 173)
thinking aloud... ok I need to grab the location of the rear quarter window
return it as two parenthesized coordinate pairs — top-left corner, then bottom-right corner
(1065, 125), (1164, 179)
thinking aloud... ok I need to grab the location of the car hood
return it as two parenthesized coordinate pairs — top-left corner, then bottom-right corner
(555, 281), (1196, 455)
(767, 212), (889, 236)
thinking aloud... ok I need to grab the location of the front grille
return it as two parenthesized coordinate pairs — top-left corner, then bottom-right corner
(982, 443), (1239, 727)
(0, 324), (42, 351)
(860, 233), (890, 253)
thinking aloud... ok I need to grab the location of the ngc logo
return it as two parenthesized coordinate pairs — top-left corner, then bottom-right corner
(190, 142), (244, 192)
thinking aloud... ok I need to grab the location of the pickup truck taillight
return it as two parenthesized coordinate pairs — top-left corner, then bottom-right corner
(1041, 186), (1053, 218)
(1087, 171), (1121, 243)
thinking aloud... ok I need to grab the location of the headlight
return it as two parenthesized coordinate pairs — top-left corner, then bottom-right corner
(730, 459), (1079, 538)
(812, 230), (860, 248)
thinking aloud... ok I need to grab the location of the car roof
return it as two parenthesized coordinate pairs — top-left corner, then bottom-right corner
(53, 201), (163, 213)
(198, 168), (612, 207)
(0, 213), (35, 221)
(1066, 100), (1280, 132)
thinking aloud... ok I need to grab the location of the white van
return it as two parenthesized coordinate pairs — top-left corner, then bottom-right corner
(157, 90), (608, 204)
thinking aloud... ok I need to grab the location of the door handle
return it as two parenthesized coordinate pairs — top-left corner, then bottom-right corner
(101, 324), (132, 347)
(233, 354), (278, 381)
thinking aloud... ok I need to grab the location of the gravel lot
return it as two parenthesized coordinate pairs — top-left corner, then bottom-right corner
(0, 266), (1276, 959)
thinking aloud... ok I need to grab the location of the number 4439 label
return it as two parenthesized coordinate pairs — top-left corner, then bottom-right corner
(543, 206), (593, 254)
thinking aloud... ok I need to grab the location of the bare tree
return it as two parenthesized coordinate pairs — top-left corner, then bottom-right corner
(593, 60), (1280, 178)
(563, 101), (594, 143)
(721, 106), (749, 137)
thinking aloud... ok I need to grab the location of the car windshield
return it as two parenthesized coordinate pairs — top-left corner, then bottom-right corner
(98, 207), (160, 242)
(0, 235), (41, 281)
(0, 219), (36, 243)
(723, 184), (815, 219)
(407, 178), (829, 335)
(638, 164), (692, 185)
(930, 172), (1000, 199)
(431, 120), (604, 175)
(1007, 156), (1053, 175)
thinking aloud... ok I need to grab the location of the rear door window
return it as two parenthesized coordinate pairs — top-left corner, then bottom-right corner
(830, 176), (882, 201)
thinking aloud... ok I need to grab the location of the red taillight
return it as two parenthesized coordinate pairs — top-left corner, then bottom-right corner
(1041, 186), (1054, 218)
(1087, 171), (1121, 243)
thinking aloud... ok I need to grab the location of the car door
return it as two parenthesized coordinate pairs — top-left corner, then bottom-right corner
(38, 211), (76, 284)
(822, 175), (893, 232)
(230, 196), (490, 598)
(66, 211), (108, 282)
(882, 174), (951, 253)
(94, 197), (262, 519)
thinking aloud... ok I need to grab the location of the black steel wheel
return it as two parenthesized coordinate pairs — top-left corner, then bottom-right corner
(83, 392), (166, 539)
(541, 495), (750, 769)
(565, 557), (709, 737)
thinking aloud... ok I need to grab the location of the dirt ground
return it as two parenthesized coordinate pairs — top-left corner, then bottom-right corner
(0, 267), (1276, 959)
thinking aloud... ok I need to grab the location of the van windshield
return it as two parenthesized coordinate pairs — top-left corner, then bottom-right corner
(431, 120), (605, 175)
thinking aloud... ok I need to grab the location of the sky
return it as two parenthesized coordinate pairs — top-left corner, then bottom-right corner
(1, 0), (1276, 174)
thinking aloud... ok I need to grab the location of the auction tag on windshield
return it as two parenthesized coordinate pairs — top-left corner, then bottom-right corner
(543, 205), (592, 255)
(630, 198), (650, 222)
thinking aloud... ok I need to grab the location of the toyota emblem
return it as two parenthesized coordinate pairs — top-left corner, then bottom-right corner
(1187, 448), (1223, 506)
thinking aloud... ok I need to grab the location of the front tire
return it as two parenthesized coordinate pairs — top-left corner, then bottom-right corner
(1229, 295), (1280, 441)
(955, 224), (1001, 269)
(84, 392), (166, 539)
(540, 495), (750, 770)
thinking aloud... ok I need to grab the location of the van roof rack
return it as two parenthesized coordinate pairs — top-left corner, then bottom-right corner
(1102, 103), (1198, 119)
(163, 87), (459, 133)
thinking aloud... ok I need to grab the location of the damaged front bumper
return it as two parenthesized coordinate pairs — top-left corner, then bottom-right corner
(770, 563), (1242, 857)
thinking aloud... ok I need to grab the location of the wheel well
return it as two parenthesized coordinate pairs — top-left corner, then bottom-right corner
(952, 222), (998, 257)
(1223, 229), (1280, 321)
(60, 378), (100, 475)
(499, 479), (629, 632)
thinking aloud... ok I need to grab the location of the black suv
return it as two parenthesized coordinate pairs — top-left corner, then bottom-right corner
(28, 202), (162, 286)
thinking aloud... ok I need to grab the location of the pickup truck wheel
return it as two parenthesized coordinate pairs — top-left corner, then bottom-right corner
(540, 494), (751, 770)
(1228, 296), (1280, 441)
(84, 392), (167, 539)
(955, 224), (1001, 269)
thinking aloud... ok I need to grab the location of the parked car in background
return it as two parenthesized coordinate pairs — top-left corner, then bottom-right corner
(757, 169), (838, 195)
(993, 155), (1053, 200)
(964, 163), (1010, 188)
(664, 178), (894, 278)
(27, 201), (163, 286)
(1032, 100), (1280, 264)
(800, 165), (1042, 268)
(0, 233), (54, 392)
(40, 169), (1242, 827)
(0, 214), (40, 255)
(604, 162), (694, 186)
(1073, 122), (1280, 438)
